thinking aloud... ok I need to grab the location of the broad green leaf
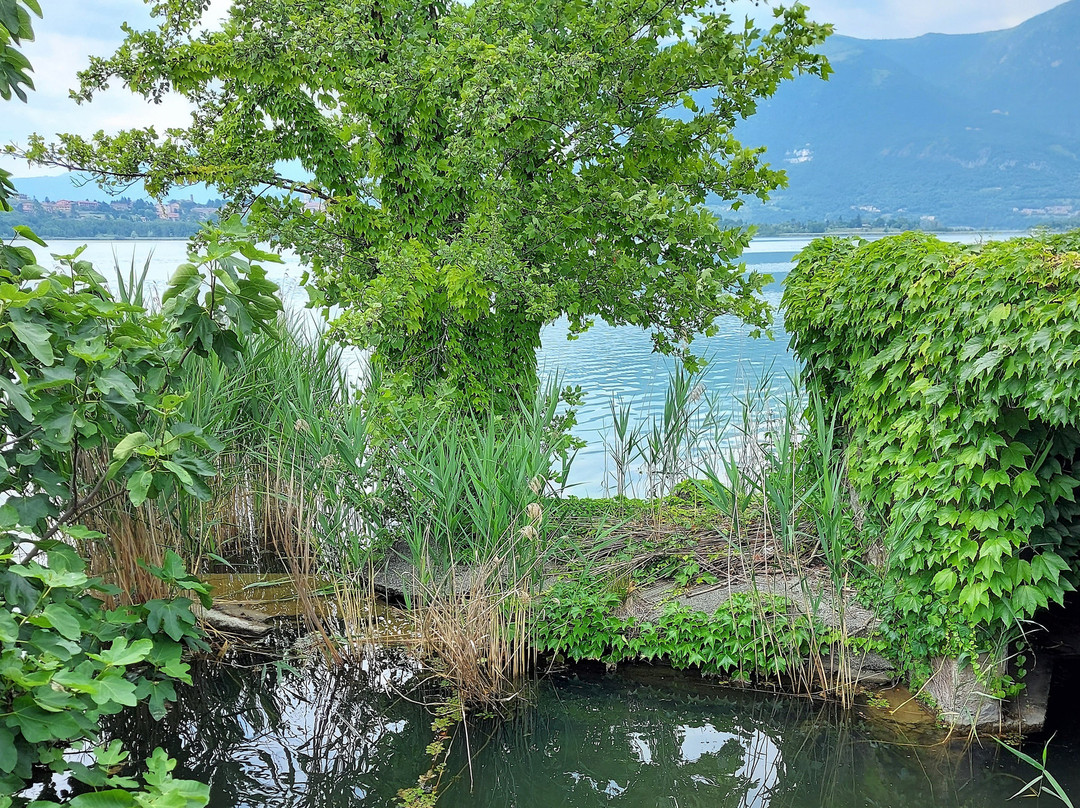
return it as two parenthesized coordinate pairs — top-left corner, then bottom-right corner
(8, 320), (55, 366)
(12, 225), (46, 247)
(126, 469), (153, 507)
(66, 790), (137, 808)
(92, 636), (153, 667)
(41, 603), (82, 641)
(0, 609), (18, 642)
(113, 432), (150, 462)
(0, 728), (16, 773)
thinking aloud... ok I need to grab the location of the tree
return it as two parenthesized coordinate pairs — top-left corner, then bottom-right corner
(30, 0), (831, 408)
(0, 0), (38, 210)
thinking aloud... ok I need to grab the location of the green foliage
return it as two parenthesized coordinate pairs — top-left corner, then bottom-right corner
(31, 0), (830, 409)
(170, 312), (376, 568)
(533, 582), (821, 680)
(784, 230), (1080, 656)
(380, 384), (579, 572)
(0, 539), (209, 803)
(0, 216), (281, 797)
(0, 216), (281, 541)
(0, 7), (272, 799)
(0, 0), (40, 211)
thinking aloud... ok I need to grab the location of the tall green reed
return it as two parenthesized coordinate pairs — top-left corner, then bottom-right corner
(602, 364), (728, 498)
(388, 382), (576, 577)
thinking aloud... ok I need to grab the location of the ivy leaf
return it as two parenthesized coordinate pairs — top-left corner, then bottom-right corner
(931, 568), (957, 593)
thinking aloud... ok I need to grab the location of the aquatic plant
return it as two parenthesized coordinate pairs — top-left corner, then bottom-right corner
(387, 382), (578, 571)
(996, 737), (1074, 807)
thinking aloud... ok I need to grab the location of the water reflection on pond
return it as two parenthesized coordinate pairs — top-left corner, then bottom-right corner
(105, 655), (1074, 807)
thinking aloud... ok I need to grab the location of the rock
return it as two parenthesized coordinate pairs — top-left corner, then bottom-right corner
(192, 604), (273, 637)
(1001, 656), (1052, 735)
(924, 656), (1003, 729)
(824, 650), (898, 686)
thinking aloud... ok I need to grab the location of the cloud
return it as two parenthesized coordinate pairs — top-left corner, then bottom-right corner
(1, 0), (204, 175)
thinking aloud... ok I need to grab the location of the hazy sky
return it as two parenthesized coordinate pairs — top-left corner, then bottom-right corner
(2, 0), (1068, 176)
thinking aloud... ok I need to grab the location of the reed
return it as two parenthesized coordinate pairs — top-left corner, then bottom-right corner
(78, 300), (376, 613)
(410, 551), (538, 710)
(389, 382), (575, 572)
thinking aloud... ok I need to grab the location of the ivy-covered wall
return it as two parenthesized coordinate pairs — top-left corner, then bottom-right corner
(784, 231), (1080, 660)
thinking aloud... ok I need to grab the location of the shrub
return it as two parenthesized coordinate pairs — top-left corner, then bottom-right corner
(784, 230), (1080, 657)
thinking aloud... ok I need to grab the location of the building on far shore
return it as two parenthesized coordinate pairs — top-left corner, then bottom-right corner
(156, 201), (181, 220)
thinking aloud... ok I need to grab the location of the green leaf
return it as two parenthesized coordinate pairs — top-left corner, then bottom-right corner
(95, 368), (139, 404)
(126, 469), (154, 507)
(0, 376), (32, 420)
(86, 670), (139, 707)
(93, 637), (153, 667)
(113, 432), (150, 462)
(41, 603), (83, 641)
(0, 609), (18, 642)
(931, 568), (957, 593)
(12, 225), (46, 247)
(67, 790), (137, 808)
(0, 728), (17, 772)
(8, 320), (55, 366)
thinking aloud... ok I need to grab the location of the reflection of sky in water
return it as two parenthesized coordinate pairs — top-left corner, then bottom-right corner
(101, 658), (1078, 808)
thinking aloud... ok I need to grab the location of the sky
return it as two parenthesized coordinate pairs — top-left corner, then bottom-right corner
(1, 0), (1068, 177)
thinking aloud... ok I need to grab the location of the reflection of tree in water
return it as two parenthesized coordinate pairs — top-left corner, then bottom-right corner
(107, 659), (1047, 808)
(105, 650), (436, 807)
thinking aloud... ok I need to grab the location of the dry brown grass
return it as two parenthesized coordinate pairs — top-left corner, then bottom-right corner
(409, 556), (536, 710)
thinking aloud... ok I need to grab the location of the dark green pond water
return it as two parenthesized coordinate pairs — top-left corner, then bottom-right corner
(102, 653), (1080, 808)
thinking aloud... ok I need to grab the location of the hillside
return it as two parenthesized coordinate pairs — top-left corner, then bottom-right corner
(726, 0), (1080, 228)
(11, 2), (1079, 231)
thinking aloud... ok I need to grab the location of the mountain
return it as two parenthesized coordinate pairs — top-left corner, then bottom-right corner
(13, 4), (1079, 229)
(725, 0), (1080, 228)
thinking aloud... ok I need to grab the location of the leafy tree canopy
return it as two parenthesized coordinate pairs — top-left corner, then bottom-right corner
(28, 0), (831, 408)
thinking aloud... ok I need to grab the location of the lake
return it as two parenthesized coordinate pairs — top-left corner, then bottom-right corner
(30, 232), (1028, 495)
(20, 232), (1078, 808)
(92, 651), (1080, 808)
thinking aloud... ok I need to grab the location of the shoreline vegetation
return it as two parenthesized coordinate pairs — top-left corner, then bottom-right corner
(3, 205), (1074, 242)
(3, 0), (1077, 804)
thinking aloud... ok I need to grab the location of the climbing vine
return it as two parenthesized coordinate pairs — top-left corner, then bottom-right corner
(784, 231), (1080, 656)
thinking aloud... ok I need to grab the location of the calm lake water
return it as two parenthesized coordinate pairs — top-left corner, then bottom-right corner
(94, 653), (1080, 808)
(32, 232), (1028, 495)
